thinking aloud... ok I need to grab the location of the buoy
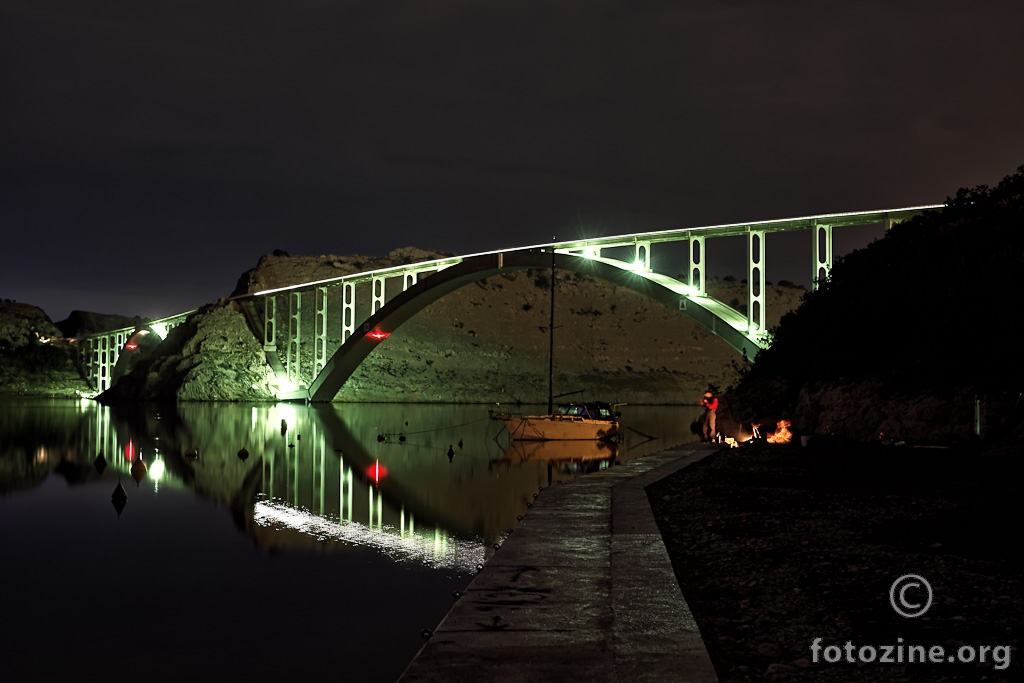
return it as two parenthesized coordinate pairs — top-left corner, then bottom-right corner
(237, 447), (250, 461)
(93, 452), (107, 476)
(131, 455), (147, 486)
(185, 447), (199, 462)
(111, 481), (128, 518)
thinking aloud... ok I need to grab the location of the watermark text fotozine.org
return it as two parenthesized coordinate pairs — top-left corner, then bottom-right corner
(809, 575), (1011, 671)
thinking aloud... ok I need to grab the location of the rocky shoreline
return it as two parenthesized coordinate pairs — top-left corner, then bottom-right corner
(647, 440), (1021, 682)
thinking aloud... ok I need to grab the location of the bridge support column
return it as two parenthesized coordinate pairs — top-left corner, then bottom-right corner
(688, 234), (706, 295)
(314, 286), (328, 377)
(342, 282), (355, 343)
(812, 224), (833, 291)
(634, 241), (651, 271)
(372, 276), (386, 313)
(747, 229), (765, 335)
(264, 296), (277, 351)
(403, 271), (418, 291)
(287, 291), (302, 387)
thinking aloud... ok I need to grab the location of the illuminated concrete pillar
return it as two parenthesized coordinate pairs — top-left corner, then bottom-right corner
(314, 286), (328, 377)
(634, 241), (651, 271)
(287, 291), (302, 386)
(263, 295), (277, 351)
(812, 224), (833, 291)
(747, 229), (765, 334)
(403, 271), (418, 291)
(346, 468), (353, 522)
(372, 276), (386, 313)
(688, 234), (706, 295)
(342, 282), (355, 343)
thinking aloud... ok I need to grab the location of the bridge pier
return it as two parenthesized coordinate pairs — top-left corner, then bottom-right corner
(688, 234), (706, 295)
(634, 241), (651, 271)
(812, 223), (833, 290)
(314, 286), (328, 377)
(372, 276), (386, 313)
(287, 291), (302, 388)
(263, 296), (277, 351)
(342, 282), (356, 343)
(747, 229), (765, 335)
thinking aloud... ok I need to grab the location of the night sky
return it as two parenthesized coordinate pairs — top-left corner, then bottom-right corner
(2, 1), (1022, 322)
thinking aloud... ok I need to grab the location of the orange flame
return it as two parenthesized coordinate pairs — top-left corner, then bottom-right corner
(766, 420), (792, 444)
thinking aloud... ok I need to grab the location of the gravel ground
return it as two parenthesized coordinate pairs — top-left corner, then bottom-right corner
(647, 439), (1022, 683)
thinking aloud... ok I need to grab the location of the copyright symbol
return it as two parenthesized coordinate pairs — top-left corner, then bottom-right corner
(890, 574), (933, 618)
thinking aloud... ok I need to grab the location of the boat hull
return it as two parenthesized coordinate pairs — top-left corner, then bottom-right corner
(503, 415), (619, 441)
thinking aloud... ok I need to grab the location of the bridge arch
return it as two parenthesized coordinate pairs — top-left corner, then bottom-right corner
(306, 249), (764, 402)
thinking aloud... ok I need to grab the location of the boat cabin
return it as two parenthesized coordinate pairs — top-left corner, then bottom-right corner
(558, 402), (617, 421)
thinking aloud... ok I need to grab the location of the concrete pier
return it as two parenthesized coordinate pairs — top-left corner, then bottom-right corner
(398, 446), (720, 683)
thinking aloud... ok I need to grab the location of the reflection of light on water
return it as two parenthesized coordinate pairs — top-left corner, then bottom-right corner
(253, 498), (484, 572)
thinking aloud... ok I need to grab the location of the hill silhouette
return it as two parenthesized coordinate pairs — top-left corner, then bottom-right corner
(731, 165), (1024, 442)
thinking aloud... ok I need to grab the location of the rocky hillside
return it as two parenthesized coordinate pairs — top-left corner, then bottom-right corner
(98, 304), (277, 402)
(7, 248), (805, 404)
(231, 248), (805, 404)
(0, 301), (90, 397)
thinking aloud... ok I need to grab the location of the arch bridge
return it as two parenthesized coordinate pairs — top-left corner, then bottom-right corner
(78, 205), (940, 398)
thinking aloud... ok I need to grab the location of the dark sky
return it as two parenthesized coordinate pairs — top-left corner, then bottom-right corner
(2, 1), (1022, 321)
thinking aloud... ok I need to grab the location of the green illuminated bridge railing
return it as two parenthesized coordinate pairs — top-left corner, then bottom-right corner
(78, 204), (942, 398)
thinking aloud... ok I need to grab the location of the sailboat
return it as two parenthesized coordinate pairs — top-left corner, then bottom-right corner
(498, 246), (621, 441)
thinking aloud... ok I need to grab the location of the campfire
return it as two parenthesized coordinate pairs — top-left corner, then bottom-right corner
(767, 419), (792, 444)
(749, 420), (793, 444)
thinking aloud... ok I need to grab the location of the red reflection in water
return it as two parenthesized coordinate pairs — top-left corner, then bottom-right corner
(365, 459), (388, 485)
(124, 439), (136, 462)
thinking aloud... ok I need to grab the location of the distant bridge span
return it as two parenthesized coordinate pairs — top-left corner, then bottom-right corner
(76, 204), (942, 397)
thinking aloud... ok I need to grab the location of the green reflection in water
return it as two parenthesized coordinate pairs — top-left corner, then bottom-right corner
(0, 399), (704, 570)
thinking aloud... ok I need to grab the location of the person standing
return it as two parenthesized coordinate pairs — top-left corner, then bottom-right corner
(700, 390), (719, 442)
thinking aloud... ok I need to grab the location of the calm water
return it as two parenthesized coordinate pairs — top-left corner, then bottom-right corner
(0, 399), (703, 681)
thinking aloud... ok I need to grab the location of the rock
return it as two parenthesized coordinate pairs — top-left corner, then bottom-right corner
(0, 301), (90, 397)
(99, 303), (276, 402)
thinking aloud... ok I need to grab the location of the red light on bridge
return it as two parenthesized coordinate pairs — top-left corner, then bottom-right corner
(367, 329), (390, 340)
(365, 459), (388, 485)
(125, 342), (138, 350)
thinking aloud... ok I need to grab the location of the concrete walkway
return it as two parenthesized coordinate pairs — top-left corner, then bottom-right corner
(398, 446), (720, 683)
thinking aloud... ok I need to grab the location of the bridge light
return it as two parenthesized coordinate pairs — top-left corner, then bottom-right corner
(631, 260), (646, 273)
(150, 323), (168, 339)
(125, 342), (138, 350)
(367, 329), (391, 340)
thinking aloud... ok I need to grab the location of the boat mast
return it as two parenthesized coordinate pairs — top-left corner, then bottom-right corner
(548, 242), (555, 415)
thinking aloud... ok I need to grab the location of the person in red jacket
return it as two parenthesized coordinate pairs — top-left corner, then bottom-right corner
(700, 390), (719, 442)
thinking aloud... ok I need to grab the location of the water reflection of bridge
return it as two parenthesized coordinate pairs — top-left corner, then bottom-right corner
(3, 401), (685, 570)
